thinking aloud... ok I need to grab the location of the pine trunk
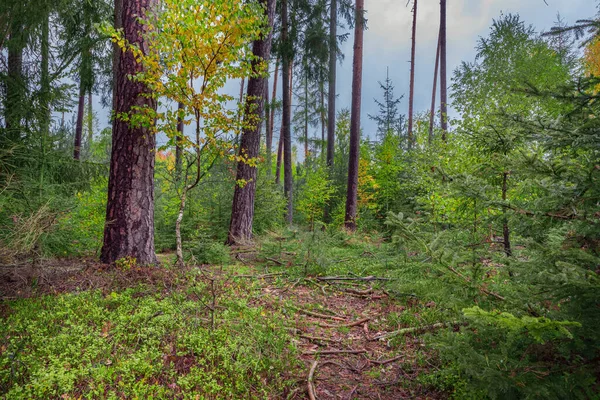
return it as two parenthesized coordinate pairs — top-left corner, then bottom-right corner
(227, 0), (276, 245)
(275, 134), (283, 184)
(175, 101), (184, 181)
(407, 0), (417, 148)
(439, 0), (448, 139)
(429, 30), (441, 144)
(87, 92), (93, 147)
(304, 73), (309, 164)
(4, 28), (24, 143)
(502, 171), (512, 257)
(267, 59), (279, 174)
(282, 0), (293, 224)
(101, 0), (158, 265)
(344, 0), (364, 232)
(74, 84), (85, 160)
(41, 13), (51, 138)
(326, 0), (337, 168)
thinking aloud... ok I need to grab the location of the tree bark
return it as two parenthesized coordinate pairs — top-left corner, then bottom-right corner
(4, 27), (24, 143)
(502, 171), (512, 257)
(101, 0), (158, 265)
(320, 79), (325, 159)
(275, 134), (283, 184)
(429, 30), (441, 144)
(304, 73), (309, 164)
(439, 0), (448, 139)
(407, 0), (417, 148)
(327, 0), (337, 168)
(282, 0), (294, 224)
(344, 0), (364, 232)
(40, 12), (51, 138)
(87, 92), (93, 147)
(73, 84), (85, 160)
(226, 0), (276, 245)
(267, 59), (279, 174)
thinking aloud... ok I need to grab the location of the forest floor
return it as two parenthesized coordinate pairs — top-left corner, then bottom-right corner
(0, 231), (454, 399)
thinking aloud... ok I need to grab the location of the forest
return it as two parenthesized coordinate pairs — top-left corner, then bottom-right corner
(0, 0), (599, 398)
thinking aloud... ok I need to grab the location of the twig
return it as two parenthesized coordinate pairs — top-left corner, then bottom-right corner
(234, 272), (286, 279)
(373, 321), (466, 341)
(300, 334), (341, 343)
(319, 317), (370, 328)
(368, 355), (403, 365)
(344, 287), (374, 296)
(307, 361), (318, 400)
(264, 257), (284, 265)
(302, 349), (367, 356)
(292, 306), (345, 321)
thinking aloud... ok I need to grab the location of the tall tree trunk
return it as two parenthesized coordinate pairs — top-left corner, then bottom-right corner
(175, 101), (184, 181)
(73, 83), (85, 160)
(326, 0), (337, 168)
(407, 0), (417, 148)
(227, 0), (276, 245)
(112, 0), (123, 109)
(502, 171), (512, 257)
(87, 92), (93, 147)
(282, 0), (293, 224)
(429, 30), (441, 144)
(320, 79), (325, 159)
(267, 59), (279, 174)
(344, 0), (364, 232)
(275, 134), (283, 184)
(439, 0), (448, 139)
(101, 0), (158, 265)
(304, 72), (309, 164)
(264, 77), (270, 156)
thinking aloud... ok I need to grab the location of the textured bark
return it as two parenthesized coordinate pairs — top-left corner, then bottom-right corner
(327, 0), (337, 168)
(101, 0), (157, 265)
(439, 0), (448, 139)
(282, 0), (293, 224)
(320, 79), (325, 158)
(275, 134), (283, 184)
(267, 59), (279, 174)
(502, 171), (512, 257)
(73, 85), (85, 160)
(87, 92), (93, 146)
(407, 0), (417, 148)
(175, 101), (184, 180)
(264, 77), (270, 157)
(344, 0), (364, 232)
(429, 30), (441, 144)
(226, 0), (276, 245)
(304, 73), (309, 163)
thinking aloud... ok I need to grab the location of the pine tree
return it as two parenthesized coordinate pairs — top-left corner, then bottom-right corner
(368, 67), (404, 142)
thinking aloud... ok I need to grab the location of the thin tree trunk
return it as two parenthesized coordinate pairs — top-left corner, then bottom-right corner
(264, 77), (270, 156)
(87, 92), (93, 147)
(101, 0), (158, 265)
(4, 27), (24, 143)
(344, 0), (364, 232)
(275, 134), (283, 184)
(112, 0), (123, 109)
(304, 73), (309, 164)
(320, 79), (325, 159)
(429, 30), (441, 144)
(74, 83), (85, 160)
(239, 77), (245, 104)
(175, 101), (184, 181)
(267, 59), (279, 174)
(227, 0), (276, 245)
(282, 0), (293, 224)
(439, 0), (448, 139)
(502, 171), (512, 257)
(327, 0), (337, 168)
(407, 0), (417, 148)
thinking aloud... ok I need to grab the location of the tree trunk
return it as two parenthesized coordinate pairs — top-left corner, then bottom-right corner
(112, 0), (123, 109)
(304, 73), (309, 164)
(74, 84), (85, 160)
(101, 0), (158, 265)
(175, 101), (184, 181)
(227, 0), (276, 245)
(344, 0), (364, 232)
(267, 59), (279, 174)
(320, 79), (325, 159)
(264, 77), (270, 156)
(327, 0), (337, 168)
(275, 134), (283, 184)
(282, 0), (294, 224)
(502, 171), (512, 257)
(407, 0), (417, 148)
(439, 0), (448, 139)
(87, 92), (93, 147)
(429, 30), (441, 144)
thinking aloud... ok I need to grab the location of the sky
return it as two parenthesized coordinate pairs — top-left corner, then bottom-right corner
(87, 0), (598, 147)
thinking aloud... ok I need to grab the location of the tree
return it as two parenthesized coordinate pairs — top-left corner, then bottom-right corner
(429, 31), (441, 144)
(327, 0), (337, 169)
(227, 0), (276, 245)
(344, 0), (364, 231)
(101, 0), (158, 265)
(368, 67), (404, 141)
(439, 0), (448, 138)
(281, 0), (294, 224)
(106, 0), (268, 265)
(407, 0), (417, 147)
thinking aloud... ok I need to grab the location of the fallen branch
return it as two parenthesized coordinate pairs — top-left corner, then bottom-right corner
(319, 317), (370, 328)
(368, 355), (402, 365)
(302, 349), (367, 356)
(264, 257), (284, 266)
(300, 334), (341, 343)
(234, 272), (287, 279)
(307, 361), (318, 400)
(344, 287), (373, 296)
(292, 306), (345, 321)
